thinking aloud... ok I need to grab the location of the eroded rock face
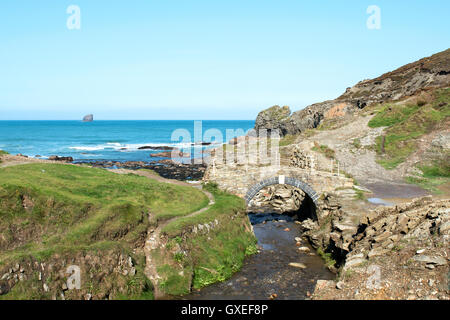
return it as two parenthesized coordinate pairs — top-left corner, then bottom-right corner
(254, 105), (292, 135)
(338, 49), (450, 108)
(0, 251), (145, 300)
(311, 196), (450, 300)
(255, 49), (450, 136)
(290, 145), (313, 169)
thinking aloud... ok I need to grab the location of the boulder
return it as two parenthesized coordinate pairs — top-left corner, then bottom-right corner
(254, 105), (292, 136)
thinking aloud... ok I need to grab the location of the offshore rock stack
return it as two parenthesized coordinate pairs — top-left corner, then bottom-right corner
(82, 114), (93, 122)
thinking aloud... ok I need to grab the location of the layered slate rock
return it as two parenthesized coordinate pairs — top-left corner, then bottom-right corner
(255, 49), (450, 136)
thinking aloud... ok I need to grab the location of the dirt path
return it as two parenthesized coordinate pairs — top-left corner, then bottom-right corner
(109, 168), (215, 299)
(0, 154), (67, 167)
(0, 157), (217, 299)
(296, 115), (430, 199)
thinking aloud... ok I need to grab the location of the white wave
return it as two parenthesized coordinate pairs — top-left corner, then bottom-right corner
(69, 146), (105, 151)
(67, 141), (222, 152)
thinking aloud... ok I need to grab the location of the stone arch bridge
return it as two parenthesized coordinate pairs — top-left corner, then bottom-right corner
(203, 163), (354, 220)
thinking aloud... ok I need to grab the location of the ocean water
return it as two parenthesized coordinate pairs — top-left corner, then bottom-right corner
(0, 120), (255, 162)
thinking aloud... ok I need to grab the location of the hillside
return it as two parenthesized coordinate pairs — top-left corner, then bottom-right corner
(255, 48), (450, 136)
(254, 50), (450, 192)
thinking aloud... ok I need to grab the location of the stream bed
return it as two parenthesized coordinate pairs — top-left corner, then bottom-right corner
(184, 213), (335, 300)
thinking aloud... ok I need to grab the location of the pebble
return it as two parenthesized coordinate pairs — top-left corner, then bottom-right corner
(416, 249), (426, 254)
(288, 262), (306, 269)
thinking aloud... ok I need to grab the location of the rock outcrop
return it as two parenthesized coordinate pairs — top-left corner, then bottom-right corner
(255, 49), (450, 136)
(48, 156), (74, 162)
(248, 185), (305, 213)
(83, 114), (93, 122)
(310, 196), (450, 300)
(289, 145), (314, 169)
(254, 105), (292, 135)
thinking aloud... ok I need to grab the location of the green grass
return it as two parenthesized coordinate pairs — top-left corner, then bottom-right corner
(137, 168), (160, 176)
(353, 187), (366, 200)
(370, 88), (450, 169)
(156, 183), (257, 295)
(279, 134), (297, 147)
(405, 159), (450, 193)
(0, 163), (208, 264)
(419, 161), (450, 178)
(352, 138), (361, 149)
(368, 103), (421, 128)
(162, 183), (245, 236)
(317, 247), (336, 267)
(0, 150), (8, 164)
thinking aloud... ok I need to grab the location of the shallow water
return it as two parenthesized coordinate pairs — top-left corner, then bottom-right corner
(184, 213), (334, 300)
(367, 198), (394, 206)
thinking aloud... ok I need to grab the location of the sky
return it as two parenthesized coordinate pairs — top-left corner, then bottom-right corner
(0, 0), (449, 120)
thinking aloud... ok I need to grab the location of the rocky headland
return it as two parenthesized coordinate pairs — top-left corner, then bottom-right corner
(202, 48), (450, 300)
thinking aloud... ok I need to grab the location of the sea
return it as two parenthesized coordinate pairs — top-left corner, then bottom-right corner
(0, 120), (255, 162)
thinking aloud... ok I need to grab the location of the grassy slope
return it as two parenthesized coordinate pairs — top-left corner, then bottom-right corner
(0, 163), (208, 264)
(367, 88), (450, 192)
(0, 164), (255, 299)
(368, 88), (449, 169)
(156, 184), (257, 296)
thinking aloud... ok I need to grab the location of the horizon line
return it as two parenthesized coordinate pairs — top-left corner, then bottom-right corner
(0, 119), (255, 121)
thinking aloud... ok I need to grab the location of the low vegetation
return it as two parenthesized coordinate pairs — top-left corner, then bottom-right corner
(312, 142), (335, 159)
(0, 150), (8, 164)
(406, 158), (450, 193)
(279, 134), (297, 147)
(369, 88), (450, 169)
(0, 163), (209, 299)
(156, 183), (257, 296)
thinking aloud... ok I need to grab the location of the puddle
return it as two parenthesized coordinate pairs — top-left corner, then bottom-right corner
(368, 198), (394, 206)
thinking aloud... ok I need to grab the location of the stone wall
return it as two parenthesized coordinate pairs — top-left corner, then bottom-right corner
(203, 163), (354, 201)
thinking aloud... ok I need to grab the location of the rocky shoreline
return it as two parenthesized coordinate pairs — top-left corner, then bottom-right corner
(1, 152), (207, 182)
(74, 159), (207, 181)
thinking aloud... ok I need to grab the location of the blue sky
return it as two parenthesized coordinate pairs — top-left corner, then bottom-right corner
(0, 0), (449, 120)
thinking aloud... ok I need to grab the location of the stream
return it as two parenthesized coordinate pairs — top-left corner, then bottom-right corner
(185, 213), (335, 300)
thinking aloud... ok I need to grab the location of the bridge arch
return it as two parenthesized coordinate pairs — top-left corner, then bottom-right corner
(244, 175), (320, 220)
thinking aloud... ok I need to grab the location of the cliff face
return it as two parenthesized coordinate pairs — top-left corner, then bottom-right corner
(255, 49), (450, 136)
